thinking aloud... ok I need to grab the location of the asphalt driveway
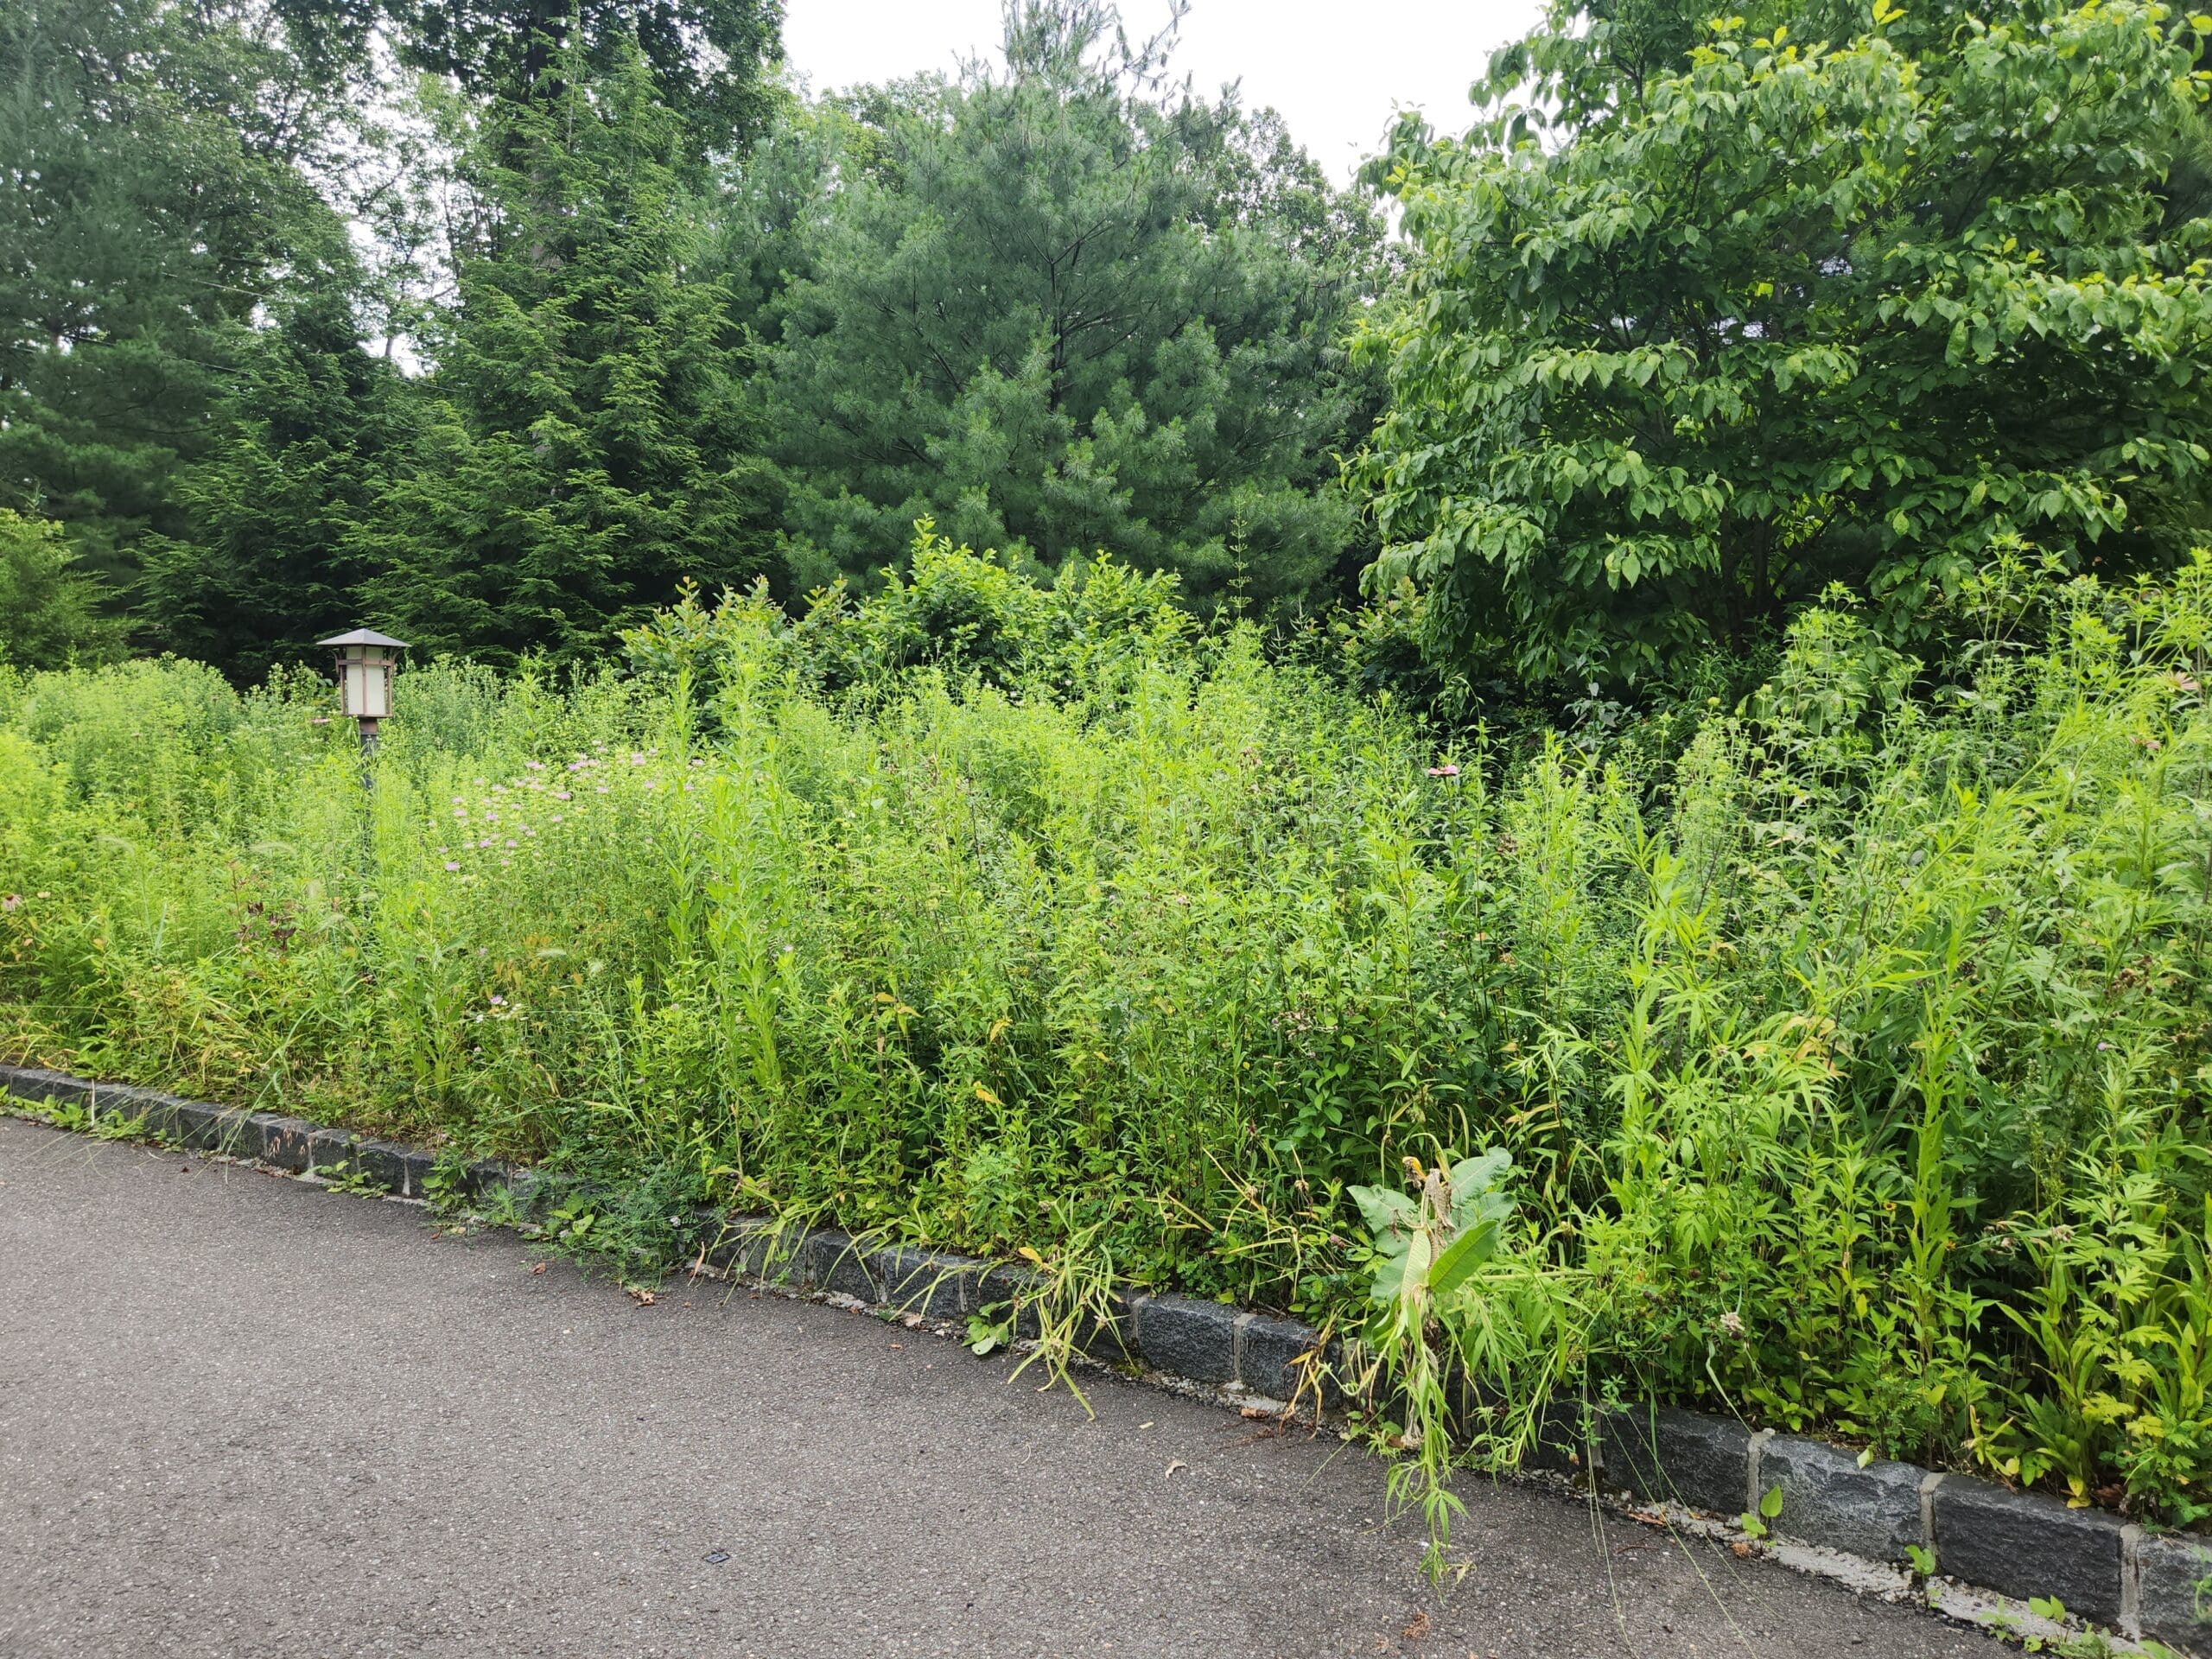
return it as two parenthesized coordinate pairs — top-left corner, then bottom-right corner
(0, 1116), (2008, 1658)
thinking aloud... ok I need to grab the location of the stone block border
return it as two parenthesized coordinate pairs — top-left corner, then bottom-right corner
(0, 1065), (1325, 1409)
(1532, 1389), (2208, 1651)
(5, 1061), (2207, 1654)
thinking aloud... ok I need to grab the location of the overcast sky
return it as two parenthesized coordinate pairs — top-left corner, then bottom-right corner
(779, 0), (1546, 183)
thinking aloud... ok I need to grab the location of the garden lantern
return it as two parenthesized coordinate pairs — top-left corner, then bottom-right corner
(318, 627), (409, 754)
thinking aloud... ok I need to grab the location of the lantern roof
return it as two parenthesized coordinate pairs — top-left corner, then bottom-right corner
(317, 627), (410, 650)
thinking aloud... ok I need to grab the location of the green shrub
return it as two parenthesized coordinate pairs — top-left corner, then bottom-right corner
(1356, 0), (2212, 685)
(0, 511), (125, 669)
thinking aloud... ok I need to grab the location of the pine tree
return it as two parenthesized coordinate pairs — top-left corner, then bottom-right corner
(138, 293), (410, 682)
(760, 1), (1386, 613)
(358, 41), (780, 664)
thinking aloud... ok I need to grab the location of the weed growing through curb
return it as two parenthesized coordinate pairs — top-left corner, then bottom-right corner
(3, 1089), (164, 1149)
(964, 1306), (1012, 1357)
(422, 1150), (471, 1212)
(1739, 1484), (1783, 1541)
(13, 1094), (89, 1134)
(998, 1202), (1128, 1417)
(319, 1161), (391, 1198)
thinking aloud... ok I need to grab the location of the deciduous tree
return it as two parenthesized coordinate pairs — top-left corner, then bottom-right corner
(1357, 0), (2212, 684)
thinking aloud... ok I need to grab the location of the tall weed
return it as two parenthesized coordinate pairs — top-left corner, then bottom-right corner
(5, 537), (2211, 1531)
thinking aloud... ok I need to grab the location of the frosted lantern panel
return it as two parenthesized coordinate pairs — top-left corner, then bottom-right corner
(342, 662), (391, 720)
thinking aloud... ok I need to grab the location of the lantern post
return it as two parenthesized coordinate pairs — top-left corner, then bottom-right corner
(318, 628), (409, 758)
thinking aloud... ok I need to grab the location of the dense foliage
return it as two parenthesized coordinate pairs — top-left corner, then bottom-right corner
(0, 0), (358, 584)
(1357, 0), (2212, 686)
(273, 0), (785, 152)
(353, 41), (785, 664)
(3, 0), (1382, 669)
(758, 3), (1386, 611)
(14, 0), (2212, 1574)
(136, 296), (412, 680)
(7, 539), (2212, 1533)
(0, 511), (124, 667)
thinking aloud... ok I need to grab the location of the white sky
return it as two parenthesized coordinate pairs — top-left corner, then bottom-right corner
(779, 1), (1546, 183)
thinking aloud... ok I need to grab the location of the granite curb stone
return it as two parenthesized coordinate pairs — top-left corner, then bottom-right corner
(700, 1216), (777, 1280)
(115, 1090), (186, 1140)
(1933, 1474), (2126, 1624)
(305, 1125), (359, 1174)
(464, 1160), (519, 1201)
(3, 1059), (2200, 1651)
(1237, 1311), (1325, 1402)
(169, 1100), (228, 1151)
(976, 1263), (1045, 1340)
(1597, 1406), (1757, 1517)
(866, 1245), (982, 1323)
(2137, 1531), (2212, 1651)
(253, 1114), (318, 1173)
(397, 1147), (436, 1198)
(0, 1065), (86, 1106)
(80, 1080), (179, 1128)
(804, 1230), (879, 1301)
(1131, 1293), (1238, 1384)
(1083, 1295), (1139, 1364)
(1759, 1435), (1926, 1565)
(347, 1139), (421, 1198)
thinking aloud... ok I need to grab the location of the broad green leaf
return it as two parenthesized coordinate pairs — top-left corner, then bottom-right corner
(1351, 1184), (1418, 1240)
(1427, 1218), (1500, 1296)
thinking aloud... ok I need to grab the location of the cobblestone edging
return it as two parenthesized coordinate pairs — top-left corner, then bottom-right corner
(6, 1061), (2207, 1654)
(1582, 1403), (2211, 1652)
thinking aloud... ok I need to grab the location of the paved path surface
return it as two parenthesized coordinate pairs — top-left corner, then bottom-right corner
(0, 1116), (2008, 1659)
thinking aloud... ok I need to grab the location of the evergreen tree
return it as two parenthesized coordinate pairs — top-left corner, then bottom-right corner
(760, 1), (1386, 614)
(276, 0), (783, 155)
(138, 293), (411, 682)
(358, 41), (780, 665)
